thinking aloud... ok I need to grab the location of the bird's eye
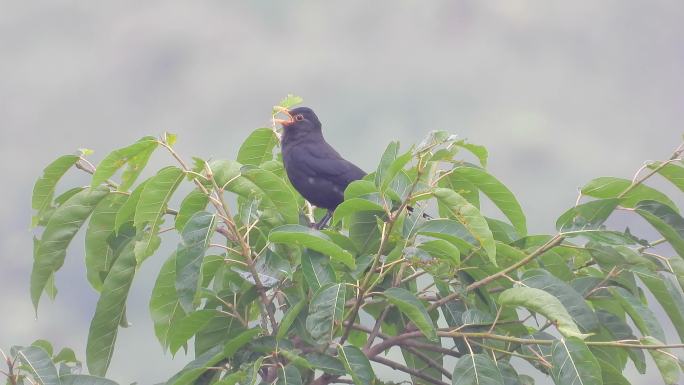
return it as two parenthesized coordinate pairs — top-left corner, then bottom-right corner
(295, 114), (304, 121)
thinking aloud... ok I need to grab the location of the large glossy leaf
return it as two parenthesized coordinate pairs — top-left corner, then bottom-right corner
(85, 194), (127, 291)
(18, 346), (61, 385)
(498, 287), (587, 339)
(374, 141), (399, 187)
(439, 171), (480, 208)
(636, 270), (684, 341)
(608, 287), (666, 342)
(150, 253), (185, 348)
(237, 128), (278, 166)
(32, 154), (79, 226)
(168, 310), (217, 354)
(453, 166), (527, 235)
(635, 200), (684, 258)
(276, 299), (306, 340)
(581, 176), (677, 211)
(224, 328), (263, 358)
(175, 190), (209, 232)
(417, 219), (475, 252)
(31, 186), (109, 310)
(91, 136), (157, 190)
(433, 188), (496, 264)
(175, 211), (216, 312)
(455, 139), (488, 167)
(383, 287), (437, 341)
(305, 353), (346, 375)
(380, 149), (413, 192)
(269, 225), (355, 269)
(86, 236), (137, 376)
(336, 345), (375, 385)
(451, 354), (504, 385)
(276, 365), (302, 385)
(650, 161), (684, 193)
(301, 251), (336, 291)
(60, 375), (119, 385)
(641, 336), (680, 385)
(332, 198), (385, 225)
(594, 310), (645, 373)
(348, 211), (381, 255)
(418, 239), (461, 266)
(165, 345), (225, 385)
(306, 283), (345, 341)
(550, 337), (602, 385)
(133, 166), (184, 261)
(521, 269), (598, 332)
(241, 166), (299, 224)
(113, 180), (148, 231)
(556, 199), (620, 232)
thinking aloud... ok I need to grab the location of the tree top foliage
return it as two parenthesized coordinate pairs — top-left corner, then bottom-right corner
(6, 96), (684, 385)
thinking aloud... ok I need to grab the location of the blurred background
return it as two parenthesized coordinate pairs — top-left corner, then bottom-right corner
(1, 1), (683, 384)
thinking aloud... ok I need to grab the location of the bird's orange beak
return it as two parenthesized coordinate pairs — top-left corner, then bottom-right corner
(273, 106), (294, 126)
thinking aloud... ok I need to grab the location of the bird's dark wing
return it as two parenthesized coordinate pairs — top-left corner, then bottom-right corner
(295, 142), (367, 182)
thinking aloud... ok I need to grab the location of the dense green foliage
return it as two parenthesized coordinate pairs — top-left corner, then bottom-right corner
(6, 97), (684, 385)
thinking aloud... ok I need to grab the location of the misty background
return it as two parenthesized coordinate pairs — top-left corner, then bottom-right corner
(1, 1), (683, 384)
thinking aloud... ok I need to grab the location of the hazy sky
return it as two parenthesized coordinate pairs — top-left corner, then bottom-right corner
(1, 2), (682, 384)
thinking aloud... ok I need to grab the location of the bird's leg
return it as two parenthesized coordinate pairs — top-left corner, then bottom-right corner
(313, 210), (333, 230)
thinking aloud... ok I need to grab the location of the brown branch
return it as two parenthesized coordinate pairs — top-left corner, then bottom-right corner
(371, 355), (449, 385)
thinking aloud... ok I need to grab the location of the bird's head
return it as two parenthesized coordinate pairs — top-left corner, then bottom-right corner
(273, 106), (322, 136)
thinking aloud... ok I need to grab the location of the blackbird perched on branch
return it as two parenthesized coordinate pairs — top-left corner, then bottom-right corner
(274, 106), (366, 229)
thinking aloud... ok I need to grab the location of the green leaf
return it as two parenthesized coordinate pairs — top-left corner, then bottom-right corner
(168, 310), (217, 354)
(521, 269), (598, 332)
(32, 154), (79, 226)
(86, 235), (137, 376)
(276, 299), (306, 340)
(451, 354), (504, 385)
(85, 194), (127, 291)
(276, 365), (302, 385)
(276, 94), (304, 111)
(165, 345), (225, 385)
(336, 345), (375, 385)
(556, 199), (620, 232)
(306, 353), (346, 375)
(380, 150), (413, 192)
(550, 337), (602, 385)
(175, 211), (217, 312)
(91, 136), (157, 189)
(635, 200), (684, 258)
(455, 140), (488, 167)
(270, 225), (355, 269)
(598, 359), (630, 385)
(301, 251), (337, 291)
(344, 180), (378, 200)
(237, 128), (278, 166)
(332, 198), (385, 225)
(671, 258), (684, 292)
(636, 271), (684, 341)
(348, 211), (381, 255)
(113, 180), (148, 232)
(608, 287), (666, 342)
(30, 339), (54, 357)
(150, 253), (185, 348)
(31, 186), (109, 311)
(641, 336), (680, 385)
(433, 188), (496, 264)
(383, 287), (437, 341)
(241, 166), (299, 224)
(417, 239), (460, 265)
(133, 166), (184, 261)
(60, 374), (119, 385)
(306, 283), (345, 341)
(440, 171), (480, 208)
(223, 328), (263, 358)
(595, 310), (645, 373)
(453, 166), (527, 235)
(375, 141), (399, 187)
(175, 190), (209, 232)
(498, 287), (588, 339)
(650, 161), (684, 193)
(18, 346), (61, 385)
(581, 176), (677, 211)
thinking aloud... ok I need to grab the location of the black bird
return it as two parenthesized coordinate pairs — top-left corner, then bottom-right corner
(275, 106), (366, 229)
